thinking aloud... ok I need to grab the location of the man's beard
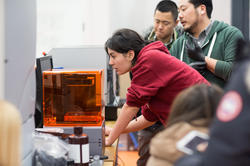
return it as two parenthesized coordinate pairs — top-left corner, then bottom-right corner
(185, 22), (198, 35)
(184, 11), (199, 35)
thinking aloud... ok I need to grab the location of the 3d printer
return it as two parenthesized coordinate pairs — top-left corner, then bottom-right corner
(43, 69), (105, 156)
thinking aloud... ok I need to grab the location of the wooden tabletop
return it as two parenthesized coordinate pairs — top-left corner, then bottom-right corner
(104, 121), (118, 166)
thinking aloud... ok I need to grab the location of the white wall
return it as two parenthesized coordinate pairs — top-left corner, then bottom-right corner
(36, 0), (162, 57)
(36, 0), (232, 57)
(0, 0), (4, 99)
(108, 0), (161, 35)
(36, 0), (111, 57)
(212, 0), (231, 24)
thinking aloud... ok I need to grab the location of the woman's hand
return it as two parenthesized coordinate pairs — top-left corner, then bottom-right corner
(105, 127), (113, 146)
(105, 126), (112, 136)
(104, 104), (140, 147)
(105, 137), (112, 146)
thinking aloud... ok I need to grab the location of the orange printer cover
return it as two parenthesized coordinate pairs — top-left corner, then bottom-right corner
(43, 69), (104, 127)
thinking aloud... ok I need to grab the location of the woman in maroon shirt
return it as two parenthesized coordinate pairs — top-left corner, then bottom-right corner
(105, 28), (209, 164)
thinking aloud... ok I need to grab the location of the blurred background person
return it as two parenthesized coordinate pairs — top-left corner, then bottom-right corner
(136, 1), (183, 165)
(144, 0), (182, 50)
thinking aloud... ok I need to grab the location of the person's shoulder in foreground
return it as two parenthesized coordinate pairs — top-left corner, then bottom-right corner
(174, 39), (250, 166)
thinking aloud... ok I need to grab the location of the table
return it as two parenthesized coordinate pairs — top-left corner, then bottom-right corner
(104, 121), (118, 166)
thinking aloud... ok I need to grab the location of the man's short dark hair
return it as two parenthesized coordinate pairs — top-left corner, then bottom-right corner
(189, 0), (213, 18)
(154, 0), (178, 21)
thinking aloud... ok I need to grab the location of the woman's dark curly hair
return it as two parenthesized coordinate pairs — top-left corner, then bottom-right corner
(105, 28), (149, 65)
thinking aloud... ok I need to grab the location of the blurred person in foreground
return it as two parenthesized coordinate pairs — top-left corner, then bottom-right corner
(147, 84), (223, 166)
(0, 100), (22, 166)
(175, 39), (250, 166)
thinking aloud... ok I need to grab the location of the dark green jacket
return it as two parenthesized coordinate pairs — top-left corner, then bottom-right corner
(170, 21), (243, 88)
(145, 26), (183, 50)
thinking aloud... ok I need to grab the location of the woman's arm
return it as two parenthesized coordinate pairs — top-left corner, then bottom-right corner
(122, 115), (156, 133)
(105, 104), (156, 145)
(105, 103), (139, 146)
(105, 114), (156, 136)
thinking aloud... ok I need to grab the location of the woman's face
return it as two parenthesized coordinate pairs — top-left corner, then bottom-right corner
(107, 48), (134, 75)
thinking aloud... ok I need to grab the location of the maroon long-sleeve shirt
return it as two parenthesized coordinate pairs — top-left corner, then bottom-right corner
(126, 41), (209, 125)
